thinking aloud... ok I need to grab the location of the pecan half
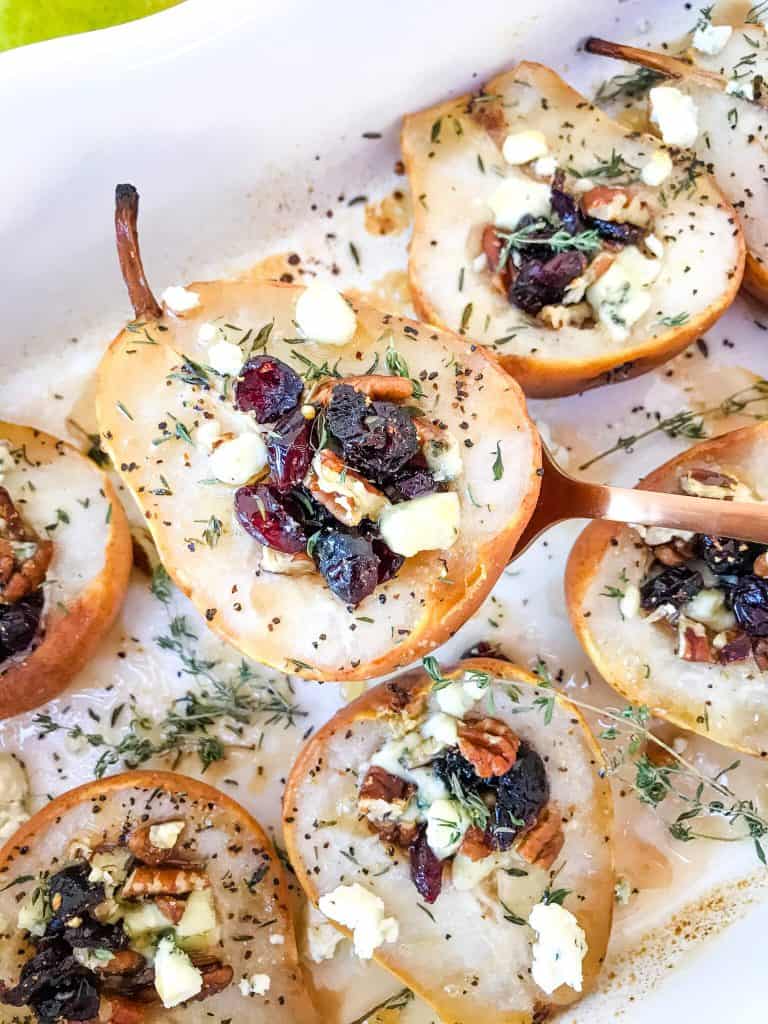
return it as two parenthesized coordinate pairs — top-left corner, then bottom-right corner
(459, 825), (494, 862)
(126, 820), (185, 865)
(155, 896), (186, 924)
(312, 374), (414, 406)
(516, 806), (564, 869)
(581, 186), (651, 227)
(98, 951), (146, 977)
(366, 818), (420, 847)
(677, 617), (712, 663)
(457, 716), (520, 779)
(121, 866), (210, 898)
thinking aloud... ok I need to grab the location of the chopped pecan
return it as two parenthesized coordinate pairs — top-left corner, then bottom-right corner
(155, 896), (186, 924)
(312, 374), (414, 406)
(97, 996), (146, 1024)
(121, 866), (210, 898)
(459, 825), (494, 862)
(677, 617), (712, 663)
(0, 488), (53, 603)
(306, 449), (389, 527)
(580, 186), (652, 227)
(359, 766), (414, 809)
(126, 820), (185, 865)
(188, 962), (234, 1002)
(457, 716), (520, 779)
(754, 553), (768, 578)
(654, 536), (696, 567)
(98, 951), (146, 977)
(366, 818), (419, 847)
(753, 637), (768, 670)
(516, 806), (564, 869)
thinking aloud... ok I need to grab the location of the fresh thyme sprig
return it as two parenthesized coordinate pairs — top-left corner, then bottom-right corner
(746, 1), (768, 25)
(33, 565), (306, 777)
(348, 988), (414, 1024)
(496, 223), (602, 270)
(568, 149), (639, 181)
(578, 380), (768, 471)
(595, 67), (666, 103)
(531, 660), (768, 863)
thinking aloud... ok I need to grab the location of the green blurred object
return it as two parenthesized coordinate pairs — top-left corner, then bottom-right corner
(0, 0), (183, 52)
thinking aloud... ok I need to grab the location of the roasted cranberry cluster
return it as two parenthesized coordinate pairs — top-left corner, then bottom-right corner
(233, 362), (440, 606)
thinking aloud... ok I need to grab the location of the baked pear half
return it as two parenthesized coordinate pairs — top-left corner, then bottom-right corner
(0, 770), (319, 1023)
(0, 421), (131, 719)
(283, 658), (614, 1024)
(587, 25), (768, 304)
(95, 186), (541, 682)
(402, 60), (744, 397)
(567, 422), (768, 754)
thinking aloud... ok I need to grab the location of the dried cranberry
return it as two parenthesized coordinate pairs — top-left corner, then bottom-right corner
(731, 575), (768, 637)
(235, 484), (307, 553)
(384, 460), (436, 502)
(313, 529), (380, 605)
(0, 940), (99, 1023)
(234, 355), (303, 423)
(266, 408), (312, 491)
(508, 251), (588, 315)
(506, 214), (556, 262)
(372, 538), (404, 584)
(640, 565), (703, 611)
(326, 385), (418, 483)
(493, 742), (549, 849)
(0, 588), (43, 663)
(409, 826), (443, 903)
(550, 185), (585, 235)
(586, 217), (645, 247)
(697, 534), (759, 576)
(47, 864), (105, 933)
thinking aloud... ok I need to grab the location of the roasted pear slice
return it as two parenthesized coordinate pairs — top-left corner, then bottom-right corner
(283, 659), (614, 1024)
(95, 187), (541, 682)
(567, 422), (768, 755)
(587, 29), (768, 304)
(0, 770), (319, 1023)
(0, 421), (131, 718)
(402, 60), (744, 397)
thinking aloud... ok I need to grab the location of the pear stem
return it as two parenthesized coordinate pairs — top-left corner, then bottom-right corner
(114, 183), (162, 320)
(585, 37), (727, 93)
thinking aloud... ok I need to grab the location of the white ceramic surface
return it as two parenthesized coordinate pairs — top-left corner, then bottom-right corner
(1, 0), (768, 1020)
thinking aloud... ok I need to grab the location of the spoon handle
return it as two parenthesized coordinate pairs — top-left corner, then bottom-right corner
(583, 482), (768, 545)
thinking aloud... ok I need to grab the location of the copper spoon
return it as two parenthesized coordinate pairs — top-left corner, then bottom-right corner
(511, 444), (768, 561)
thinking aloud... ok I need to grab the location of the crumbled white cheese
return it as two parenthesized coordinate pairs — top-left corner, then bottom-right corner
(426, 798), (470, 859)
(649, 86), (699, 147)
(645, 233), (665, 260)
(312, 451), (389, 525)
(435, 672), (488, 717)
(423, 433), (463, 482)
(409, 766), (449, 805)
(472, 253), (488, 273)
(587, 245), (661, 342)
(683, 587), (736, 632)
(619, 583), (641, 620)
(306, 905), (346, 962)
(88, 848), (132, 888)
(318, 883), (399, 959)
(269, 933), (285, 945)
(149, 820), (184, 850)
(421, 712), (459, 747)
(153, 936), (203, 1008)
(502, 130), (549, 166)
(378, 491), (460, 557)
(488, 175), (552, 230)
(73, 947), (115, 971)
(0, 754), (29, 843)
(194, 419), (222, 453)
(692, 22), (732, 56)
(209, 432), (267, 485)
(614, 877), (632, 906)
(161, 285), (201, 314)
(197, 322), (218, 344)
(452, 849), (515, 890)
(0, 441), (12, 485)
(528, 901), (588, 994)
(207, 341), (243, 377)
(533, 155), (559, 178)
(726, 77), (757, 100)
(295, 281), (357, 346)
(176, 889), (217, 939)
(630, 524), (694, 546)
(370, 731), (421, 782)
(260, 547), (314, 575)
(640, 149), (673, 187)
(239, 973), (271, 996)
(18, 891), (50, 937)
